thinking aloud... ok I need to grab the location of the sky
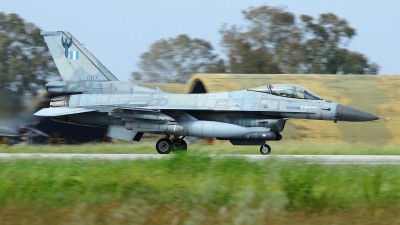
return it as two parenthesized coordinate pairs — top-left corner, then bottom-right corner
(1, 0), (399, 82)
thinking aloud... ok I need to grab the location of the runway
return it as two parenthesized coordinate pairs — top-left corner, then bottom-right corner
(0, 153), (400, 164)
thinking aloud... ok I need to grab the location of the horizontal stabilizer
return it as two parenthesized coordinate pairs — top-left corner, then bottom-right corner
(24, 127), (50, 137)
(34, 107), (96, 117)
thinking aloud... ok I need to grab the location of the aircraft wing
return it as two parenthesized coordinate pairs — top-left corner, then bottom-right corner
(34, 107), (96, 117)
(100, 104), (317, 114)
(34, 103), (315, 119)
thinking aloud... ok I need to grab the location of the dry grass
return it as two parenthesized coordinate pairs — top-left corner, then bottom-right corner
(1, 203), (400, 225)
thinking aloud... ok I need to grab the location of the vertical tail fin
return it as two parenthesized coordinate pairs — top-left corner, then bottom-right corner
(41, 31), (118, 82)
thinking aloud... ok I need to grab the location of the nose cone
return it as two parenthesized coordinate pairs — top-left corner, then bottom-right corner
(336, 104), (379, 122)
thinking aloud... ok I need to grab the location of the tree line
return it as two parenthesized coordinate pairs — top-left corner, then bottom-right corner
(0, 13), (56, 115)
(132, 5), (378, 83)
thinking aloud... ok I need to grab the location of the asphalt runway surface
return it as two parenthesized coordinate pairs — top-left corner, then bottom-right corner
(0, 153), (400, 164)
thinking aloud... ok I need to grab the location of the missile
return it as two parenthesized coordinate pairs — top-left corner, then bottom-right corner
(125, 122), (185, 133)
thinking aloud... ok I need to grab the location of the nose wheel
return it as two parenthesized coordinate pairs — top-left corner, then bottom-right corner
(260, 144), (271, 155)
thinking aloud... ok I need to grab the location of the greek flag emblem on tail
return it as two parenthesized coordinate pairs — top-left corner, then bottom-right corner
(61, 36), (72, 58)
(69, 51), (79, 59)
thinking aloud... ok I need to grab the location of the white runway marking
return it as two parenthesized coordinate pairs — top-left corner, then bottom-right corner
(0, 153), (400, 164)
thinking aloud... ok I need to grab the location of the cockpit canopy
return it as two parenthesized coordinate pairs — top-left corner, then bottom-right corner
(248, 84), (322, 100)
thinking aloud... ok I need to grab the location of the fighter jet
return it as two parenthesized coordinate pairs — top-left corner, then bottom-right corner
(34, 31), (379, 154)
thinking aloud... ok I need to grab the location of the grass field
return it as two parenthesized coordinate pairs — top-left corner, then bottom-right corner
(1, 149), (400, 224)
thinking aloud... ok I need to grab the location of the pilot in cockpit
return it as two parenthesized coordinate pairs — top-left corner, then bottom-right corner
(248, 84), (321, 100)
(296, 89), (304, 99)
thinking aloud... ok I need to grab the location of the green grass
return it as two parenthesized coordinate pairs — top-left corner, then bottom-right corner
(1, 155), (400, 224)
(1, 140), (400, 155)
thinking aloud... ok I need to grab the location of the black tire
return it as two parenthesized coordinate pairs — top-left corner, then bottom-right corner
(260, 144), (271, 155)
(178, 139), (188, 151)
(156, 138), (172, 154)
(171, 139), (188, 152)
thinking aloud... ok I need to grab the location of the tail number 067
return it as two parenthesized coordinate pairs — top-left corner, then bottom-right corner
(87, 75), (98, 81)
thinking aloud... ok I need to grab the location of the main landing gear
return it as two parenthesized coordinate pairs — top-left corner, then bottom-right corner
(260, 144), (271, 155)
(155, 136), (187, 154)
(155, 136), (272, 155)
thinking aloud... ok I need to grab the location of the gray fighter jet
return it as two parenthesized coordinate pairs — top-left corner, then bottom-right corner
(34, 31), (379, 154)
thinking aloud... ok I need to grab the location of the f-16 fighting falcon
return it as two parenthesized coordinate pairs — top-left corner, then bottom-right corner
(34, 31), (380, 154)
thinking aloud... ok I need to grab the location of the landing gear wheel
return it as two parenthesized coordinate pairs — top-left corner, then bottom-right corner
(260, 144), (271, 155)
(156, 138), (172, 154)
(171, 139), (188, 152)
(178, 139), (187, 151)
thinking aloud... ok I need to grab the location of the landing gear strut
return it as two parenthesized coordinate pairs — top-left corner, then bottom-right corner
(260, 144), (271, 155)
(156, 136), (187, 154)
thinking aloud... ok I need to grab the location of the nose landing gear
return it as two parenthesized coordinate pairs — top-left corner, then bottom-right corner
(260, 144), (271, 155)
